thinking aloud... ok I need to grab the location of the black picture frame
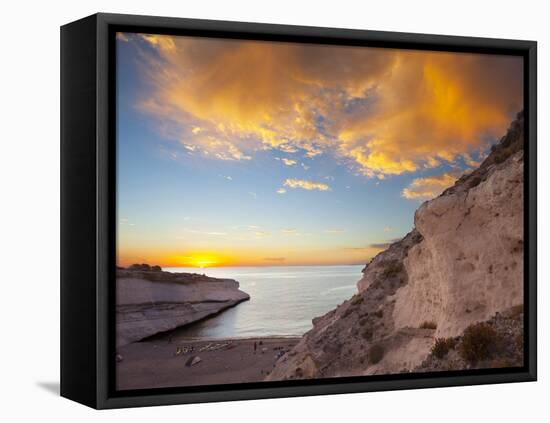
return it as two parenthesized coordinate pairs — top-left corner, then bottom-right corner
(60, 12), (537, 409)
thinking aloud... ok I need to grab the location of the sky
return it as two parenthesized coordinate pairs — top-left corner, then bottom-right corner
(116, 32), (523, 268)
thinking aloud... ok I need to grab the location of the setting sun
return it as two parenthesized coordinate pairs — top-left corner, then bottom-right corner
(173, 253), (222, 268)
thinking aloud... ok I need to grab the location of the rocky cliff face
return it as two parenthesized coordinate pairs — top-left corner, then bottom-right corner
(267, 112), (524, 380)
(116, 267), (250, 346)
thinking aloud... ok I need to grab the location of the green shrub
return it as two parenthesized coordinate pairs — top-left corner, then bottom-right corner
(492, 145), (516, 164)
(420, 321), (437, 330)
(362, 328), (373, 341)
(368, 344), (385, 364)
(352, 295), (364, 306)
(459, 323), (499, 363)
(468, 175), (483, 188)
(382, 260), (403, 279)
(431, 337), (456, 358)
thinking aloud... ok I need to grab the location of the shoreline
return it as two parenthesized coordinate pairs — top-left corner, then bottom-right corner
(116, 335), (301, 390)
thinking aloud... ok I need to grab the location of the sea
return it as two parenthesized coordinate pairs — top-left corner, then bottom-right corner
(162, 265), (363, 340)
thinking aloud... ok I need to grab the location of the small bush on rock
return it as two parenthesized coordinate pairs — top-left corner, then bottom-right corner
(362, 328), (373, 341)
(420, 321), (437, 330)
(368, 344), (384, 364)
(352, 295), (364, 306)
(431, 337), (456, 358)
(382, 261), (403, 279)
(459, 323), (498, 363)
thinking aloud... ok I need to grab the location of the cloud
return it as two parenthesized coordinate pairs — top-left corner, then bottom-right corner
(281, 228), (299, 235)
(119, 218), (136, 226)
(281, 158), (297, 166)
(283, 178), (330, 191)
(208, 139), (251, 161)
(263, 257), (286, 262)
(348, 238), (402, 251)
(140, 34), (176, 51)
(462, 152), (483, 168)
(367, 240), (399, 249)
(367, 243), (391, 250)
(325, 229), (344, 234)
(116, 32), (129, 42)
(383, 226), (393, 232)
(254, 231), (270, 238)
(279, 145), (298, 153)
(276, 188), (287, 194)
(401, 171), (460, 201)
(127, 33), (523, 178)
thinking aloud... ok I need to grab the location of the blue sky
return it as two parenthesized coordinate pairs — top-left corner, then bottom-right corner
(116, 33), (522, 267)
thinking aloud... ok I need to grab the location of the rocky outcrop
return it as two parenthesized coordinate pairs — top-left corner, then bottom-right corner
(116, 267), (249, 346)
(415, 305), (524, 372)
(267, 112), (524, 381)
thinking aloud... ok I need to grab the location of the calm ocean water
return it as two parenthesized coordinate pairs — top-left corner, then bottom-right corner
(162, 265), (363, 340)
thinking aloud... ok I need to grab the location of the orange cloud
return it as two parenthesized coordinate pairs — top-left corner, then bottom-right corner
(337, 52), (522, 177)
(126, 33), (522, 178)
(401, 171), (460, 201)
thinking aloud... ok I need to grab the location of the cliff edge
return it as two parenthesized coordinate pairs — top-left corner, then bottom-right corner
(267, 112), (524, 380)
(116, 266), (250, 346)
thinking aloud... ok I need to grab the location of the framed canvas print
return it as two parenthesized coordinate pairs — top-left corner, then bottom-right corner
(60, 13), (537, 409)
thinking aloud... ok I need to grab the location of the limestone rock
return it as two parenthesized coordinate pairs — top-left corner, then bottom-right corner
(116, 267), (250, 346)
(267, 112), (524, 381)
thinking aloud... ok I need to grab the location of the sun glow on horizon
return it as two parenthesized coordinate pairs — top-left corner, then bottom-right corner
(172, 253), (223, 268)
(117, 244), (386, 269)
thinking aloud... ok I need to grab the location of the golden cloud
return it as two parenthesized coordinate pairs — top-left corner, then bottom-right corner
(127, 33), (522, 178)
(281, 158), (297, 166)
(283, 178), (330, 191)
(401, 171), (460, 201)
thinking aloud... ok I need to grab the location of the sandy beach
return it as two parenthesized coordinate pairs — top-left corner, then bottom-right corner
(116, 336), (300, 390)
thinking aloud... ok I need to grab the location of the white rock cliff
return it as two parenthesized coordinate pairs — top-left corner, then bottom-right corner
(267, 112), (524, 380)
(116, 268), (249, 346)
